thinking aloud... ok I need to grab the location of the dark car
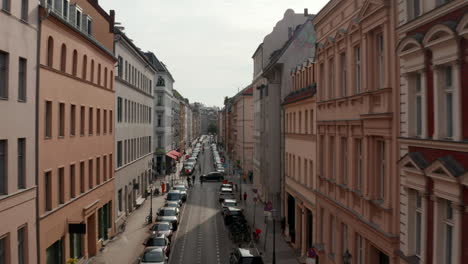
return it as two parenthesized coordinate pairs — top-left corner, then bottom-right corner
(172, 184), (188, 202)
(200, 172), (224, 182)
(156, 207), (179, 230)
(166, 190), (183, 206)
(223, 207), (244, 225)
(143, 234), (171, 257)
(229, 248), (264, 264)
(149, 222), (173, 240)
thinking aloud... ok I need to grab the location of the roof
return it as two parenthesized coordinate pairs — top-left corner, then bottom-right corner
(282, 84), (317, 106)
(144, 51), (175, 82)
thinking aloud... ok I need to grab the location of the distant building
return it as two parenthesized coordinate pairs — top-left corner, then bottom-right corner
(114, 28), (155, 231)
(0, 0), (38, 262)
(145, 52), (175, 176)
(37, 0), (116, 261)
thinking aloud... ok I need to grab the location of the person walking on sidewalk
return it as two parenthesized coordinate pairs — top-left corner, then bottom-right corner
(243, 192), (247, 203)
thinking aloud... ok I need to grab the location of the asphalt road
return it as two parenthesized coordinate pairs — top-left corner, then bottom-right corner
(169, 139), (233, 264)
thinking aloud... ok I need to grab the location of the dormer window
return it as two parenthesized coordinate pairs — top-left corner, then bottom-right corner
(157, 76), (165, 87)
(63, 0), (69, 20)
(76, 9), (82, 29)
(87, 17), (92, 35)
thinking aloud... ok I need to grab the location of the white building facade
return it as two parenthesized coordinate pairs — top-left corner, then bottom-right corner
(114, 30), (155, 229)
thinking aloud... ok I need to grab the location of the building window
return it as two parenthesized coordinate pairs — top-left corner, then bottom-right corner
(157, 76), (165, 86)
(414, 191), (422, 256)
(17, 226), (27, 264)
(97, 64), (101, 86)
(88, 159), (93, 189)
(79, 161), (84, 193)
(0, 140), (7, 195)
(58, 167), (64, 204)
(436, 0), (452, 7)
(70, 164), (75, 198)
(117, 141), (122, 167)
(80, 106), (85, 136)
(96, 157), (100, 185)
(0, 51), (9, 99)
(157, 114), (162, 127)
(45, 171), (52, 211)
(443, 199), (454, 264)
(305, 110), (308, 134)
(443, 66), (454, 138)
(377, 140), (385, 200)
(118, 189), (122, 212)
(96, 109), (101, 134)
(76, 9), (82, 29)
(18, 58), (27, 101)
(407, 0), (420, 20)
(341, 137), (347, 185)
(342, 223), (348, 255)
(117, 56), (123, 78)
(87, 17), (92, 35)
(376, 33), (385, 88)
(356, 234), (363, 264)
(2, 0), (10, 12)
(103, 155), (107, 181)
(109, 154), (113, 178)
(354, 46), (361, 93)
(60, 44), (67, 72)
(17, 138), (26, 189)
(319, 207), (324, 243)
(59, 103), (65, 137)
(298, 111), (302, 133)
(103, 109), (107, 134)
(330, 137), (335, 180)
(82, 55), (87, 80)
(104, 67), (108, 88)
(72, 50), (78, 76)
(157, 135), (162, 148)
(157, 94), (163, 106)
(329, 58), (335, 99)
(69, 233), (82, 259)
(70, 104), (76, 136)
(356, 139), (362, 192)
(330, 215), (335, 254)
(45, 101), (52, 138)
(340, 53), (346, 97)
(109, 110), (113, 133)
(90, 60), (94, 83)
(88, 107), (93, 135)
(62, 0), (69, 20)
(415, 73), (423, 137)
(117, 97), (123, 123)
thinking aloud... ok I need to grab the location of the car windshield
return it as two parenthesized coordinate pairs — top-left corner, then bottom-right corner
(174, 186), (186, 191)
(225, 202), (237, 207)
(165, 203), (178, 208)
(242, 257), (264, 264)
(146, 237), (167, 247)
(142, 250), (165, 262)
(159, 209), (176, 216)
(152, 224), (170, 231)
(167, 193), (181, 201)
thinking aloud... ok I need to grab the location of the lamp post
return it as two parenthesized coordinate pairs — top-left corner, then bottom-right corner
(148, 184), (154, 224)
(343, 249), (352, 264)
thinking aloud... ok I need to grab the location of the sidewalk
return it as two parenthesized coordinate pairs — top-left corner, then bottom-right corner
(237, 181), (301, 264)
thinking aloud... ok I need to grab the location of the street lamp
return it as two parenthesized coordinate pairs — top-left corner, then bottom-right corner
(148, 184), (154, 224)
(343, 249), (352, 264)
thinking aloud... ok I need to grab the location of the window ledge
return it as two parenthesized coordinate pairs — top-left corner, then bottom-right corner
(17, 99), (27, 103)
(20, 19), (29, 25)
(1, 9), (11, 15)
(45, 136), (52, 140)
(0, 97), (9, 100)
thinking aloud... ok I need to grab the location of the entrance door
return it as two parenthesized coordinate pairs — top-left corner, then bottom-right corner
(287, 194), (296, 243)
(87, 213), (97, 258)
(46, 239), (63, 264)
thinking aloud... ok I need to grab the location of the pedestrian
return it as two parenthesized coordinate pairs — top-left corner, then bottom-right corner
(243, 192), (247, 202)
(249, 172), (253, 183)
(192, 175), (195, 185)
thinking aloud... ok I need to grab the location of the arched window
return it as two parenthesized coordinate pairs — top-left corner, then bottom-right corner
(90, 60), (95, 83)
(82, 55), (87, 80)
(47, 36), (54, 67)
(72, 50), (78, 76)
(104, 67), (108, 88)
(110, 71), (113, 90)
(97, 64), (101, 86)
(156, 76), (165, 86)
(60, 44), (67, 72)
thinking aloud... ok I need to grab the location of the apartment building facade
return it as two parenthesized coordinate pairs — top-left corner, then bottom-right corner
(37, 0), (116, 262)
(232, 86), (254, 175)
(114, 29), (155, 231)
(313, 0), (399, 263)
(396, 1), (468, 263)
(0, 0), (38, 263)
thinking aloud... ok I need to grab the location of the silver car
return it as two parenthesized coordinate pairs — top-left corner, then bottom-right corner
(139, 247), (168, 264)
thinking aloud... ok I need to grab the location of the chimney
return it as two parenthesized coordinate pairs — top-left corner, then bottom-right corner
(304, 8), (308, 16)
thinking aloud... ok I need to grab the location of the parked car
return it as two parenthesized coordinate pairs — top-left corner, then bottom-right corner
(221, 199), (238, 215)
(200, 172), (224, 182)
(166, 190), (183, 206)
(223, 207), (244, 225)
(216, 166), (225, 175)
(143, 234), (171, 257)
(156, 207), (179, 230)
(219, 183), (233, 190)
(219, 187), (234, 203)
(139, 247), (168, 264)
(172, 184), (188, 202)
(229, 248), (264, 264)
(149, 221), (173, 240)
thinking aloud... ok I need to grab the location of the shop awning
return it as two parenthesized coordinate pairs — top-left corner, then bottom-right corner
(166, 152), (177, 160)
(168, 150), (182, 158)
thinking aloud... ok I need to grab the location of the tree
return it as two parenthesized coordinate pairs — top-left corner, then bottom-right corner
(207, 122), (218, 134)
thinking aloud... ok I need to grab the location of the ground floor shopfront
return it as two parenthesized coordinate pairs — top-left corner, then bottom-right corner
(40, 180), (114, 264)
(315, 193), (398, 264)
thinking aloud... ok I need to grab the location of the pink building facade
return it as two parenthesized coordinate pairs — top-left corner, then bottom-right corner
(38, 0), (116, 262)
(313, 0), (400, 263)
(396, 1), (468, 263)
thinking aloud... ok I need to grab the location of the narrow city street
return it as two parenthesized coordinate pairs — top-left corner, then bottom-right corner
(169, 140), (233, 264)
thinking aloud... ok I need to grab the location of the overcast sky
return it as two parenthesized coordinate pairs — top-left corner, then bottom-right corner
(100, 0), (329, 107)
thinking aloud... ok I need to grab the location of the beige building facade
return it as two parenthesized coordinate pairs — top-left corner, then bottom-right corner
(0, 0), (38, 263)
(37, 0), (116, 262)
(232, 86), (254, 175)
(313, 0), (400, 263)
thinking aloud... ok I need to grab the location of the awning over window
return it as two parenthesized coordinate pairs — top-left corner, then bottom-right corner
(166, 152), (177, 160)
(168, 150), (182, 158)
